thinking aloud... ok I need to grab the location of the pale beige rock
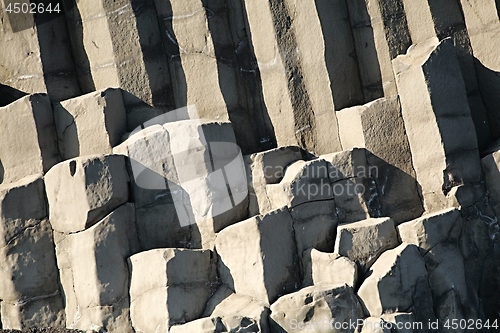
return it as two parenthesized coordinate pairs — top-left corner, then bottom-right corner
(0, 94), (60, 185)
(215, 208), (300, 305)
(114, 120), (248, 250)
(393, 37), (481, 212)
(301, 248), (357, 288)
(128, 248), (217, 332)
(337, 97), (423, 223)
(347, 0), (410, 100)
(54, 204), (139, 333)
(45, 154), (129, 233)
(54, 88), (127, 160)
(246, 146), (304, 216)
(335, 217), (399, 272)
(65, 0), (173, 128)
(360, 317), (391, 333)
(0, 6), (80, 101)
(0, 295), (65, 330)
(0, 175), (47, 248)
(290, 200), (338, 255)
(154, 0), (228, 122)
(270, 284), (363, 333)
(358, 244), (435, 320)
(267, 159), (333, 209)
(242, 0), (342, 154)
(398, 208), (463, 253)
(0, 221), (54, 298)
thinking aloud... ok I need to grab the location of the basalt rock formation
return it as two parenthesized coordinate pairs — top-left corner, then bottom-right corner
(1, 0), (500, 332)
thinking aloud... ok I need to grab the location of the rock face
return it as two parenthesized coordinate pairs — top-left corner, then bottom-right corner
(1, 0), (500, 331)
(128, 248), (217, 332)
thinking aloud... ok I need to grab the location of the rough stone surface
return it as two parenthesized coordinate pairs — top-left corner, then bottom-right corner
(54, 204), (139, 333)
(0, 94), (60, 185)
(393, 37), (482, 212)
(398, 208), (463, 253)
(335, 217), (399, 272)
(53, 88), (127, 160)
(358, 244), (436, 323)
(45, 155), (129, 233)
(215, 208), (300, 305)
(270, 284), (364, 333)
(301, 248), (358, 288)
(128, 248), (217, 332)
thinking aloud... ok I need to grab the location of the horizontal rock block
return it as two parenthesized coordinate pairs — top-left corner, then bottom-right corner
(398, 208), (463, 253)
(128, 248), (217, 332)
(246, 146), (305, 216)
(215, 208), (300, 305)
(0, 94), (60, 185)
(335, 217), (399, 272)
(53, 88), (127, 160)
(337, 97), (423, 223)
(55, 204), (139, 333)
(45, 154), (129, 233)
(393, 37), (482, 212)
(1, 295), (65, 330)
(270, 284), (364, 333)
(114, 120), (248, 250)
(301, 248), (357, 288)
(358, 244), (435, 321)
(290, 200), (337, 256)
(267, 159), (333, 209)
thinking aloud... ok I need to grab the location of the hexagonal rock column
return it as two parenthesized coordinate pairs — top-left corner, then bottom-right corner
(114, 120), (248, 250)
(241, 0), (343, 154)
(393, 37), (482, 212)
(334, 217), (399, 273)
(346, 0), (412, 100)
(53, 88), (127, 160)
(45, 154), (129, 233)
(215, 208), (300, 305)
(64, 0), (174, 128)
(0, 94), (60, 185)
(358, 244), (436, 324)
(54, 203), (139, 333)
(0, 4), (80, 101)
(153, 0), (229, 124)
(128, 248), (217, 332)
(337, 97), (423, 223)
(0, 175), (65, 329)
(270, 284), (364, 333)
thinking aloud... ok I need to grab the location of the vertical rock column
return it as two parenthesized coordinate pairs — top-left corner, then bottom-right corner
(0, 1), (81, 101)
(241, 0), (343, 154)
(393, 37), (482, 212)
(154, 0), (229, 122)
(458, 0), (500, 139)
(0, 176), (65, 329)
(399, 0), (493, 148)
(0, 94), (60, 185)
(65, 0), (174, 129)
(45, 155), (138, 332)
(346, 0), (412, 101)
